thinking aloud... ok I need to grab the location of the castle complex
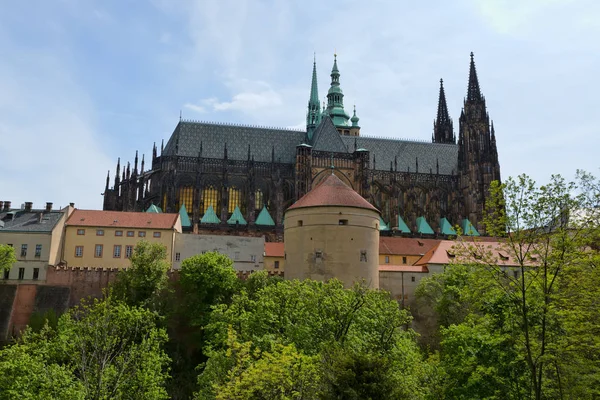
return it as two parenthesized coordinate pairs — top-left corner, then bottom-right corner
(102, 53), (501, 235)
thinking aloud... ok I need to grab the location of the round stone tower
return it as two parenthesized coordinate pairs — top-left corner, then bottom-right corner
(284, 173), (380, 288)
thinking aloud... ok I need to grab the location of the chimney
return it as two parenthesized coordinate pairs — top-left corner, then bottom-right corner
(24, 202), (33, 212)
(3, 201), (11, 211)
(69, 202), (75, 208)
(45, 202), (53, 212)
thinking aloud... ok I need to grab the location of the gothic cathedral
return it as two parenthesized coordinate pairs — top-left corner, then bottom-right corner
(103, 53), (501, 236)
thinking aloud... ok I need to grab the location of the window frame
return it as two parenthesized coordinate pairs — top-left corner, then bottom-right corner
(153, 231), (161, 238)
(125, 245), (133, 259)
(77, 229), (85, 235)
(127, 231), (135, 237)
(138, 231), (146, 237)
(94, 244), (103, 258)
(115, 230), (123, 237)
(18, 267), (25, 280)
(96, 229), (105, 236)
(113, 245), (122, 258)
(20, 244), (27, 257)
(75, 246), (84, 257)
(175, 252), (181, 261)
(33, 268), (39, 280)
(35, 244), (42, 258)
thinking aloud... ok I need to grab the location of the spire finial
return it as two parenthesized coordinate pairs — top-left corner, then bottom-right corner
(433, 77), (454, 144)
(179, 110), (182, 121)
(467, 52), (482, 102)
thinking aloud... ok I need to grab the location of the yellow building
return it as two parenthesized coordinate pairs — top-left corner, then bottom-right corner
(284, 173), (380, 288)
(63, 210), (181, 268)
(0, 202), (73, 282)
(264, 242), (285, 273)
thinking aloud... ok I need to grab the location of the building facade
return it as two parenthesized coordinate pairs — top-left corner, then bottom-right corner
(63, 210), (182, 268)
(0, 202), (73, 282)
(103, 53), (500, 235)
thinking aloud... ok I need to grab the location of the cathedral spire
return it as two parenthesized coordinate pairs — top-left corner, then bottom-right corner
(433, 78), (455, 144)
(306, 55), (322, 140)
(325, 53), (350, 128)
(114, 158), (121, 186)
(467, 52), (482, 102)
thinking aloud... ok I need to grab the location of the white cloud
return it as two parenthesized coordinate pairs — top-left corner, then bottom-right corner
(183, 103), (206, 113)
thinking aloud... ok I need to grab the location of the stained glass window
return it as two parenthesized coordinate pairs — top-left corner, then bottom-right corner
(202, 186), (219, 213)
(178, 186), (193, 213)
(228, 187), (241, 213)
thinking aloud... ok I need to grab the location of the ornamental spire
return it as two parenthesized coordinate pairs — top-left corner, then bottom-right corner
(433, 78), (455, 143)
(467, 52), (482, 102)
(326, 53), (350, 127)
(306, 54), (322, 140)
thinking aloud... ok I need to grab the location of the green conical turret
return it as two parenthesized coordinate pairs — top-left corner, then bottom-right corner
(326, 53), (350, 127)
(306, 55), (322, 140)
(351, 105), (360, 127)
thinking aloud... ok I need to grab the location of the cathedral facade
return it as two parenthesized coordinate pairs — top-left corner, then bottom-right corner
(103, 53), (500, 236)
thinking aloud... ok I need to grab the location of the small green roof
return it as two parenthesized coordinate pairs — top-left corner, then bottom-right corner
(462, 219), (480, 236)
(179, 204), (191, 228)
(439, 217), (456, 235)
(255, 206), (275, 226)
(379, 217), (390, 231)
(201, 205), (221, 224)
(227, 206), (247, 225)
(397, 215), (411, 233)
(416, 216), (434, 235)
(146, 204), (162, 213)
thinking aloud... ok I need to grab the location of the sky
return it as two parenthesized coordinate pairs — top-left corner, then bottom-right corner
(1, 0), (599, 210)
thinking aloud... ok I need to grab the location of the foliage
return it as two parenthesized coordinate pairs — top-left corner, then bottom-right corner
(0, 296), (170, 400)
(0, 244), (16, 272)
(112, 240), (171, 310)
(198, 279), (431, 399)
(417, 171), (600, 399)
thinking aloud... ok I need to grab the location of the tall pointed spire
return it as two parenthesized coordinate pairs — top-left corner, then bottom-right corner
(325, 53), (350, 128)
(306, 54), (322, 140)
(467, 52), (482, 102)
(433, 79), (455, 144)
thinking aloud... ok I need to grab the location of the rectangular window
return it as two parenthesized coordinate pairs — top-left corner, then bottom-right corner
(3, 269), (9, 279)
(138, 231), (146, 237)
(153, 232), (161, 238)
(360, 250), (367, 262)
(175, 252), (181, 261)
(411, 276), (416, 282)
(113, 245), (122, 258)
(274, 261), (280, 269)
(33, 268), (39, 280)
(250, 255), (256, 263)
(75, 246), (83, 257)
(315, 250), (323, 260)
(35, 244), (42, 257)
(125, 245), (133, 259)
(95, 244), (103, 258)
(96, 229), (104, 236)
(513, 270), (519, 279)
(127, 231), (134, 237)
(298, 220), (303, 227)
(385, 256), (390, 264)
(21, 244), (27, 257)
(115, 230), (123, 237)
(339, 219), (348, 225)
(18, 268), (25, 280)
(77, 229), (85, 235)
(402, 256), (407, 264)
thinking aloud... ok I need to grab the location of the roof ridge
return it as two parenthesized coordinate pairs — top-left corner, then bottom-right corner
(357, 135), (455, 145)
(180, 119), (305, 133)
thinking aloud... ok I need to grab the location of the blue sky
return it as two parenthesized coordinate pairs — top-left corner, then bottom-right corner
(1, 0), (599, 209)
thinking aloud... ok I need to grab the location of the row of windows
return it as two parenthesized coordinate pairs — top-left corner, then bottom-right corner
(76, 229), (161, 238)
(74, 245), (134, 259)
(3, 267), (40, 280)
(384, 256), (408, 264)
(176, 187), (266, 214)
(6, 244), (43, 258)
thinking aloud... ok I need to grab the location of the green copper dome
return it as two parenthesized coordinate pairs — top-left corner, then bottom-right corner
(351, 105), (360, 127)
(325, 53), (350, 128)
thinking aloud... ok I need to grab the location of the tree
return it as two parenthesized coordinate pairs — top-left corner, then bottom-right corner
(418, 171), (600, 399)
(0, 296), (171, 400)
(0, 244), (16, 272)
(198, 279), (431, 399)
(112, 240), (171, 309)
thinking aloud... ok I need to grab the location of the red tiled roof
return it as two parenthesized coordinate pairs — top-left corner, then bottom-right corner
(417, 240), (536, 267)
(287, 174), (378, 212)
(265, 242), (285, 257)
(379, 236), (440, 256)
(379, 265), (429, 273)
(414, 243), (441, 266)
(66, 210), (179, 230)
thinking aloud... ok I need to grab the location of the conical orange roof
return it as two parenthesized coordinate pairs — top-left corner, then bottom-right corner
(288, 173), (379, 212)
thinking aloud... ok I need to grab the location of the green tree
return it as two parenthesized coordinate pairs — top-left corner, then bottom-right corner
(0, 244), (16, 272)
(0, 297), (171, 400)
(112, 240), (171, 309)
(198, 279), (430, 399)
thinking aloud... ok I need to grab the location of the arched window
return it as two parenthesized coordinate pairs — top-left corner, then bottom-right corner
(255, 189), (263, 210)
(178, 186), (193, 212)
(202, 186), (219, 213)
(228, 187), (241, 213)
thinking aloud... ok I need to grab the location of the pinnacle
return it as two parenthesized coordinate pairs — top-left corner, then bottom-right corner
(467, 52), (482, 102)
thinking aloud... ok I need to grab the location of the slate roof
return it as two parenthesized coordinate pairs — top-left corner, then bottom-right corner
(0, 209), (65, 233)
(161, 119), (458, 175)
(340, 136), (458, 175)
(163, 121), (305, 163)
(287, 173), (379, 212)
(66, 210), (179, 230)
